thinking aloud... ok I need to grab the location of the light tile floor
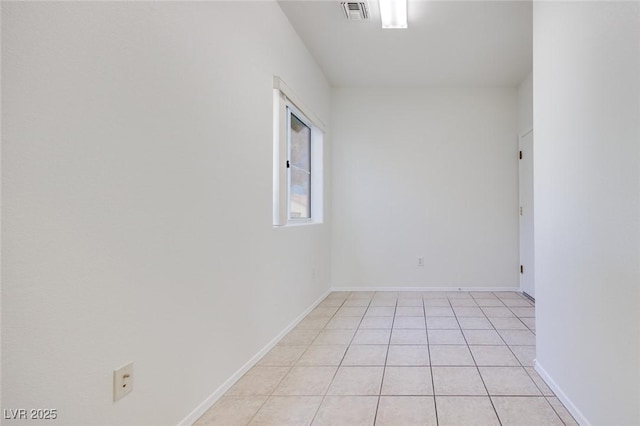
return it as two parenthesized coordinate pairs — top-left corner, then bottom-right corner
(195, 291), (578, 426)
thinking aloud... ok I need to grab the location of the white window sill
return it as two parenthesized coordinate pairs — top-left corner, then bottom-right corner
(273, 221), (323, 229)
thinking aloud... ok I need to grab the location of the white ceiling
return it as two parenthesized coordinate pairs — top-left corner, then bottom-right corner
(278, 1), (532, 87)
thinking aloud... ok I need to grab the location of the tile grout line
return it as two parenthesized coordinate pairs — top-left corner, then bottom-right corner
(422, 295), (439, 426)
(205, 290), (573, 426)
(308, 291), (372, 425)
(265, 291), (350, 426)
(476, 293), (566, 426)
(372, 292), (398, 425)
(451, 294), (503, 426)
(545, 396), (573, 426)
(485, 296), (560, 408)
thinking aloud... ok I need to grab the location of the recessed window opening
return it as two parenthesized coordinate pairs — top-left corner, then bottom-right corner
(273, 76), (324, 227)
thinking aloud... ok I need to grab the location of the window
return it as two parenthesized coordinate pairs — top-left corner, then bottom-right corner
(273, 77), (324, 227)
(287, 108), (312, 219)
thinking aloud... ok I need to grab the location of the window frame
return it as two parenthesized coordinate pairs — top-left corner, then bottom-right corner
(286, 102), (313, 224)
(273, 76), (324, 228)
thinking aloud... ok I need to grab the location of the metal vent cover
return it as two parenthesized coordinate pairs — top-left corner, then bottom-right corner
(341, 2), (369, 21)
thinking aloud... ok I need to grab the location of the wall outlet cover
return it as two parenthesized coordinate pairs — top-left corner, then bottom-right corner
(113, 362), (134, 401)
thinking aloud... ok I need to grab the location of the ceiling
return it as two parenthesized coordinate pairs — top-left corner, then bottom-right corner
(278, 0), (532, 87)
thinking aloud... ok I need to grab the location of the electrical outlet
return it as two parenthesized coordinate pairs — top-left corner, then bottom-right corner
(417, 257), (425, 267)
(113, 362), (133, 401)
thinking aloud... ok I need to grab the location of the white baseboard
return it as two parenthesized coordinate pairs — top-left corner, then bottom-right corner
(534, 360), (591, 426)
(330, 286), (521, 292)
(177, 288), (332, 426)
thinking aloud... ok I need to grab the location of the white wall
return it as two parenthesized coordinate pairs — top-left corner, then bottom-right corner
(534, 2), (640, 425)
(1, 2), (331, 425)
(518, 71), (533, 134)
(330, 88), (519, 288)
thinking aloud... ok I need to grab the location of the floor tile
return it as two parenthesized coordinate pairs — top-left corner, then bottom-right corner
(194, 396), (266, 426)
(336, 306), (367, 317)
(479, 367), (541, 396)
(280, 329), (321, 346)
(435, 396), (500, 426)
(386, 345), (430, 366)
(348, 292), (374, 298)
(423, 291), (449, 299)
(312, 396), (378, 425)
(426, 317), (460, 330)
(446, 292), (472, 299)
(498, 330), (536, 346)
(352, 329), (391, 345)
(317, 300), (345, 308)
(450, 299), (479, 307)
(344, 298), (372, 307)
(430, 345), (475, 366)
(365, 307), (395, 317)
(297, 345), (348, 366)
(471, 292), (501, 300)
(510, 346), (535, 367)
(520, 317), (536, 331)
(376, 396), (437, 425)
(209, 293), (548, 426)
(396, 307), (424, 317)
(475, 299), (506, 307)
(249, 396), (322, 425)
(494, 292), (523, 300)
(297, 317), (332, 330)
(489, 317), (527, 330)
(313, 329), (355, 345)
(458, 317), (493, 330)
(307, 306), (340, 318)
(273, 366), (337, 396)
(510, 307), (535, 318)
(325, 316), (362, 330)
(453, 307), (485, 317)
(469, 345), (520, 366)
(403, 291), (424, 298)
(327, 367), (384, 395)
(391, 329), (428, 344)
(547, 396), (579, 425)
(492, 396), (563, 425)
(393, 316), (426, 329)
(397, 298), (423, 307)
(462, 330), (505, 345)
(370, 298), (397, 307)
(428, 329), (466, 345)
(227, 367), (290, 396)
(524, 367), (554, 396)
(325, 291), (350, 299)
(503, 298), (533, 307)
(381, 366), (433, 395)
(359, 316), (394, 329)
(342, 345), (388, 366)
(258, 345), (308, 366)
(425, 307), (455, 317)
(423, 298), (451, 307)
(432, 367), (487, 395)
(482, 307), (516, 318)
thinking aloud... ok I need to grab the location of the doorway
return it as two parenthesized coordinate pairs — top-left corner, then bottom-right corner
(519, 130), (535, 299)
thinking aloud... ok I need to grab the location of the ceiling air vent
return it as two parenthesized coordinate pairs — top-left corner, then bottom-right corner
(341, 2), (369, 21)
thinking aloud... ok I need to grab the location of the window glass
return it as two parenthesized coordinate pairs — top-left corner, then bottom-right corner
(289, 113), (311, 219)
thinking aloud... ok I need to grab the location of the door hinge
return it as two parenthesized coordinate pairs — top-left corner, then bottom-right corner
(519, 151), (523, 160)
(520, 206), (523, 216)
(286, 160), (290, 168)
(520, 265), (524, 274)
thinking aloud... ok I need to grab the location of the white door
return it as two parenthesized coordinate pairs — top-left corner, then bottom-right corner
(519, 130), (535, 299)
